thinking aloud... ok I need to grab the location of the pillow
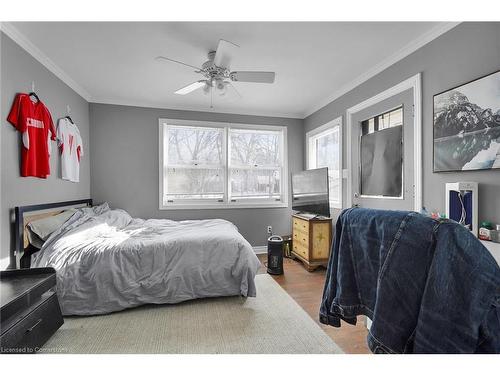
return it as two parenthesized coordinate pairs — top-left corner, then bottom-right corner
(27, 209), (77, 244)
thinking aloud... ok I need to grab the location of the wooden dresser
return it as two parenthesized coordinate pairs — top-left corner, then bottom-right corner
(292, 214), (333, 271)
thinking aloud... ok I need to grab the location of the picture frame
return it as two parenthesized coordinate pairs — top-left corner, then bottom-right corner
(433, 69), (500, 172)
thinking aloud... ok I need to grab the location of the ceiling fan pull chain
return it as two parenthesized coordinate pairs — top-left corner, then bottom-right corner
(210, 85), (214, 109)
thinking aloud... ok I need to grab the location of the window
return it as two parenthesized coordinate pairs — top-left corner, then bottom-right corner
(159, 119), (287, 209)
(306, 117), (342, 209)
(164, 125), (224, 201)
(361, 106), (402, 135)
(360, 107), (403, 198)
(229, 129), (282, 201)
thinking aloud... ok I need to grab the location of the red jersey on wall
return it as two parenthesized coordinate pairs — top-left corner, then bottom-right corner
(7, 93), (56, 178)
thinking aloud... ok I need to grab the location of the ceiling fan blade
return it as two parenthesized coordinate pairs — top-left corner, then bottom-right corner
(156, 56), (201, 71)
(213, 39), (239, 68)
(174, 81), (206, 95)
(229, 71), (275, 84)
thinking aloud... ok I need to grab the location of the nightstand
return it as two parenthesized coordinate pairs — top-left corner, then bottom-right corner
(291, 214), (333, 271)
(1, 267), (64, 354)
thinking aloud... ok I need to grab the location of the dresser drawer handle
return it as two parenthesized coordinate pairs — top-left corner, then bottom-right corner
(25, 319), (42, 333)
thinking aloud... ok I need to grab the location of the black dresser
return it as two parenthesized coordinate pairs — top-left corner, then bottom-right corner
(1, 268), (64, 354)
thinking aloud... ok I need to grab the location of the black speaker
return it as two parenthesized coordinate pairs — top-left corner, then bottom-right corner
(267, 235), (284, 275)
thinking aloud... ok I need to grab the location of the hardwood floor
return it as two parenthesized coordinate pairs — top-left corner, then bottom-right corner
(257, 254), (370, 354)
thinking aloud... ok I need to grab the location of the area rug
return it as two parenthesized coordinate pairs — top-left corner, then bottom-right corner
(43, 274), (343, 354)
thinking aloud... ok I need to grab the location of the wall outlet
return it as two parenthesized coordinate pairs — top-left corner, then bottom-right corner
(267, 226), (273, 235)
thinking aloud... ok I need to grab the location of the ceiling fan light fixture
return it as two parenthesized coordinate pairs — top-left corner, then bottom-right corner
(203, 81), (212, 95)
(216, 80), (227, 96)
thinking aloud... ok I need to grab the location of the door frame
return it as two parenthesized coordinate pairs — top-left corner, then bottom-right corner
(346, 73), (422, 211)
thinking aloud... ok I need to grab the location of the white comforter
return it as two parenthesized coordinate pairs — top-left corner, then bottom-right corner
(32, 204), (261, 316)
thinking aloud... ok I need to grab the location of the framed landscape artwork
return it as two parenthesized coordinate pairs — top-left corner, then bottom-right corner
(433, 70), (500, 172)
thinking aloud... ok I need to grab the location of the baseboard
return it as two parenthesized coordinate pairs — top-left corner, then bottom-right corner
(253, 246), (267, 254)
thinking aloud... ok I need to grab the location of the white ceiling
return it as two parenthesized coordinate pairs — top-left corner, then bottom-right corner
(7, 22), (455, 118)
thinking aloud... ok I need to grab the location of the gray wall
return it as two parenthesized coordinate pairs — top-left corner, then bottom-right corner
(89, 103), (303, 247)
(1, 32), (91, 265)
(304, 22), (500, 224)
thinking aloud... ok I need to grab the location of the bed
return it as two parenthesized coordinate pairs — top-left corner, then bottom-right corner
(13, 199), (261, 316)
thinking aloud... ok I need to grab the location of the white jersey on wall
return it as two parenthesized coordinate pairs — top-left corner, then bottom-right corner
(57, 118), (83, 182)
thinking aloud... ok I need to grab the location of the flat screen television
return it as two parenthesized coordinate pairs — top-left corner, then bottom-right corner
(291, 167), (330, 217)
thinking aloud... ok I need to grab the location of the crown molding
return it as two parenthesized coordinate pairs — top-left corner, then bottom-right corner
(302, 22), (461, 118)
(1, 22), (92, 101)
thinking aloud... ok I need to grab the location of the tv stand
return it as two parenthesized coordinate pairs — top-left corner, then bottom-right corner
(291, 214), (332, 271)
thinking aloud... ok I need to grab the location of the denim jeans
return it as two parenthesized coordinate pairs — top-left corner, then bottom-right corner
(319, 208), (500, 353)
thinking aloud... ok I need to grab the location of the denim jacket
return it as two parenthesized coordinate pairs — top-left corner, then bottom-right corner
(319, 208), (500, 353)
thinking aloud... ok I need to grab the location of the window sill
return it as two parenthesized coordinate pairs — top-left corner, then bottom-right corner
(159, 202), (289, 210)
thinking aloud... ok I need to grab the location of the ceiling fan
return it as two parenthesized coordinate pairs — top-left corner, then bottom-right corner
(156, 39), (276, 107)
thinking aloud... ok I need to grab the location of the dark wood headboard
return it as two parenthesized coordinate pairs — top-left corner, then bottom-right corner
(13, 199), (93, 269)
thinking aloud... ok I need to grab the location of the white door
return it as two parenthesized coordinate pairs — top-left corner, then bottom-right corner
(350, 89), (415, 211)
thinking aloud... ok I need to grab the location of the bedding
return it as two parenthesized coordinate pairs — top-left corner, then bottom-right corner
(31, 203), (261, 316)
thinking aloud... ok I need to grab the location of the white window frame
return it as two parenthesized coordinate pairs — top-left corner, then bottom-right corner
(159, 118), (288, 210)
(306, 116), (343, 209)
